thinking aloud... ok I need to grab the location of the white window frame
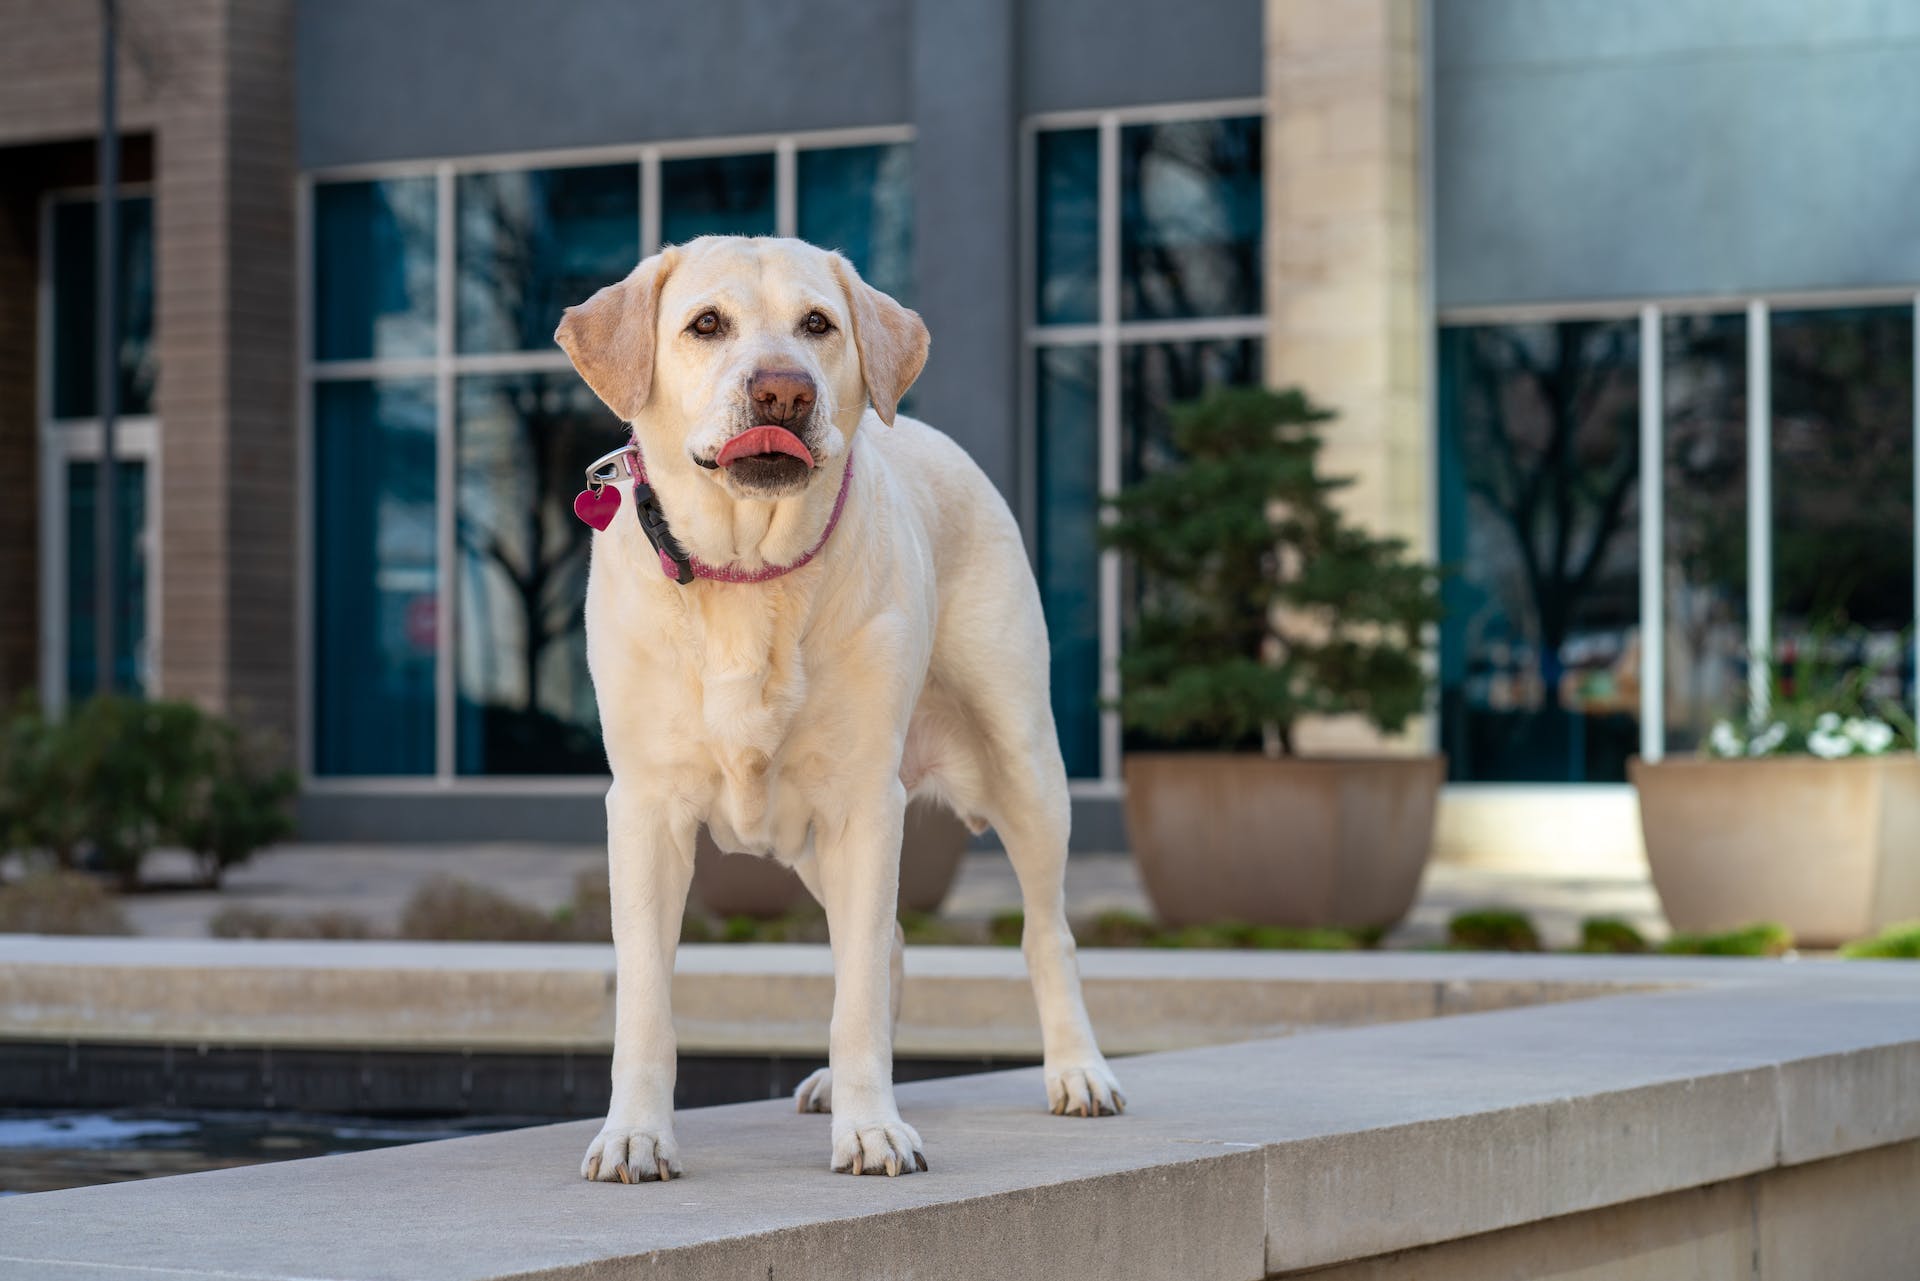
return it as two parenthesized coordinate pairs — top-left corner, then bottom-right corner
(298, 125), (914, 793)
(1437, 285), (1920, 774)
(1020, 99), (1267, 793)
(36, 186), (163, 714)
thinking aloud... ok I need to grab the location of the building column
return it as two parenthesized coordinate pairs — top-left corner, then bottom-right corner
(1266, 0), (1428, 553)
(1266, 0), (1430, 753)
(154, 0), (296, 742)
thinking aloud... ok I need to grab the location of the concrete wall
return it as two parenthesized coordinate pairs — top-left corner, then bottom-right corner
(1434, 0), (1920, 308)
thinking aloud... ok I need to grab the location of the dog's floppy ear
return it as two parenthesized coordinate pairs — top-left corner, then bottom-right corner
(555, 249), (677, 422)
(830, 254), (929, 426)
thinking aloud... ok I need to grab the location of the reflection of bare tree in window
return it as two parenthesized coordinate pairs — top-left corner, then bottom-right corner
(1123, 120), (1261, 321)
(1458, 323), (1639, 711)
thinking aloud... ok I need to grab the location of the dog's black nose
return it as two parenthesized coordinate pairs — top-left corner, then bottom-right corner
(749, 368), (815, 423)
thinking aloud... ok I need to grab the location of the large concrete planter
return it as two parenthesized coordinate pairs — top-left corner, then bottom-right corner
(689, 797), (972, 919)
(1123, 753), (1444, 929)
(1631, 754), (1920, 948)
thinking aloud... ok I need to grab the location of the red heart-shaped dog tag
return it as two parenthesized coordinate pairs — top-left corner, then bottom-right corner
(573, 486), (621, 531)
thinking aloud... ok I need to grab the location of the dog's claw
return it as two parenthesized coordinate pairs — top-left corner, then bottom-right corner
(1047, 1061), (1127, 1120)
(615, 1163), (634, 1185)
(915, 1151), (928, 1172)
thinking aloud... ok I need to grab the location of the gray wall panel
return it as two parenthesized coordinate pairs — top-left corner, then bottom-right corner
(297, 0), (911, 167)
(1435, 0), (1920, 308)
(1022, 0), (1263, 114)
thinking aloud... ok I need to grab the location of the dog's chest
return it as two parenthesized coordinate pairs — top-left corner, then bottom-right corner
(690, 591), (811, 845)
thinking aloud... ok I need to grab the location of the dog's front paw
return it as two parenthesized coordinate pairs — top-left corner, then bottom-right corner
(1047, 1058), (1127, 1118)
(582, 1120), (683, 1183)
(793, 1066), (833, 1113)
(830, 1114), (927, 1176)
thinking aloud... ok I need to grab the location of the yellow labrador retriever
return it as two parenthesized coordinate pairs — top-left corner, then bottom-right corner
(556, 236), (1123, 1181)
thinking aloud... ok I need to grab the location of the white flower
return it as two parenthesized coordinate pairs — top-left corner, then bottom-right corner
(1815, 712), (1842, 732)
(1844, 718), (1895, 755)
(1808, 728), (1853, 759)
(1708, 720), (1743, 758)
(1748, 722), (1789, 757)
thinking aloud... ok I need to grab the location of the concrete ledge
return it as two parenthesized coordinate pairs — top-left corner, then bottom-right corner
(0, 936), (1691, 1058)
(0, 957), (1915, 1279)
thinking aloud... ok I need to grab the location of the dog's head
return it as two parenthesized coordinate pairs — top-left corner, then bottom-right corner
(555, 237), (929, 499)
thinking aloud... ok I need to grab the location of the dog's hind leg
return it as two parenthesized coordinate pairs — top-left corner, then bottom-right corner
(789, 846), (904, 1115)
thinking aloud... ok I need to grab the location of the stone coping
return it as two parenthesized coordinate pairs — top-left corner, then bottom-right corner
(0, 935), (1726, 1058)
(0, 955), (1915, 1279)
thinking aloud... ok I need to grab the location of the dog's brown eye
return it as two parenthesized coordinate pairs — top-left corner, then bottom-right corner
(690, 310), (722, 337)
(803, 309), (832, 336)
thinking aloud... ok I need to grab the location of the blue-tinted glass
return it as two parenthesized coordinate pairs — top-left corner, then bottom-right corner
(1036, 129), (1097, 325)
(661, 154), (775, 244)
(797, 143), (913, 304)
(1437, 322), (1641, 783)
(65, 460), (148, 699)
(1120, 117), (1262, 321)
(51, 196), (155, 419)
(1663, 313), (1748, 752)
(313, 178), (437, 361)
(458, 164), (638, 354)
(1771, 306), (1915, 713)
(1036, 346), (1101, 779)
(456, 373), (616, 775)
(1116, 338), (1264, 756)
(313, 380), (437, 775)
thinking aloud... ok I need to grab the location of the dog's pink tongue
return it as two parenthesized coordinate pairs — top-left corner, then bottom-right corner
(717, 425), (814, 469)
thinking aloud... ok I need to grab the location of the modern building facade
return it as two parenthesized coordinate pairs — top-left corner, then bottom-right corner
(2, 0), (1916, 856)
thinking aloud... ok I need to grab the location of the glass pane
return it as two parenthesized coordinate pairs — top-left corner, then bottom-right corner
(65, 459), (148, 699)
(1437, 322), (1642, 783)
(1035, 128), (1098, 326)
(1662, 313), (1748, 752)
(797, 143), (914, 304)
(1119, 116), (1262, 322)
(313, 380), (438, 775)
(1036, 345), (1101, 779)
(457, 164), (638, 354)
(313, 178), (437, 362)
(1118, 337), (1264, 754)
(455, 373), (616, 775)
(1771, 305), (1915, 712)
(51, 196), (155, 419)
(660, 153), (775, 244)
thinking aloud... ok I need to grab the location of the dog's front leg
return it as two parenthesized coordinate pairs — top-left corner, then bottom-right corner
(582, 783), (696, 1184)
(816, 778), (926, 1175)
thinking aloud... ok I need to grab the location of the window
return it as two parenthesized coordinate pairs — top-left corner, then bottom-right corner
(42, 193), (158, 705)
(306, 129), (913, 781)
(1027, 108), (1265, 781)
(1439, 300), (1920, 781)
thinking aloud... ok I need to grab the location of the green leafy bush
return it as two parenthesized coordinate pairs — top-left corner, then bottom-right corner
(207, 904), (377, 939)
(2, 696), (295, 887)
(1661, 922), (1793, 957)
(1839, 922), (1920, 959)
(0, 870), (131, 935)
(1578, 917), (1649, 954)
(397, 876), (560, 942)
(1448, 909), (1543, 952)
(1100, 387), (1442, 753)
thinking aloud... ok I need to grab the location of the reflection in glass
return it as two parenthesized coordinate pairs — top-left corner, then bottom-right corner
(797, 144), (914, 304)
(1035, 129), (1098, 326)
(455, 374), (616, 775)
(1118, 338), (1264, 754)
(1771, 306), (1915, 711)
(1438, 322), (1641, 782)
(313, 380), (437, 775)
(1119, 117), (1262, 322)
(457, 164), (638, 354)
(661, 154), (775, 244)
(1662, 313), (1748, 751)
(1036, 346), (1101, 778)
(65, 460), (148, 699)
(313, 178), (437, 362)
(51, 196), (155, 419)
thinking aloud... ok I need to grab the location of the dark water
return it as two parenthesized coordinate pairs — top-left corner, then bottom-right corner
(0, 1109), (531, 1196)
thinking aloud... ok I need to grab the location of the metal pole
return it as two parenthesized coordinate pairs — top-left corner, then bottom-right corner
(94, 0), (119, 695)
(1638, 305), (1664, 763)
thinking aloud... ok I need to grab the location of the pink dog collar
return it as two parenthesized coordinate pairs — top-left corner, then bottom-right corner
(574, 438), (855, 586)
